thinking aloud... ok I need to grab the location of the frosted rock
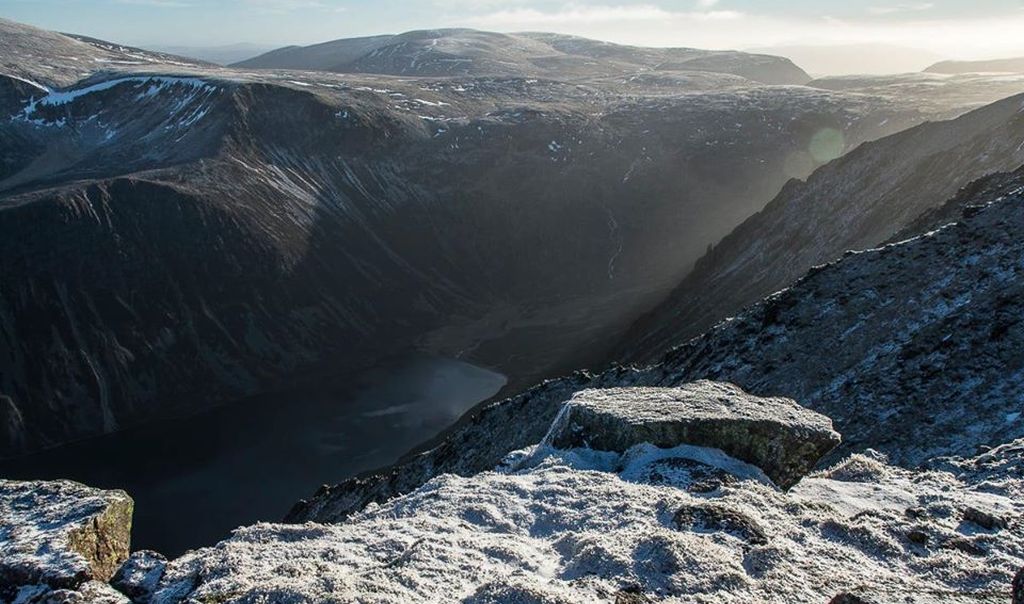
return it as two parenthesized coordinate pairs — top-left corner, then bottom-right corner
(546, 382), (841, 488)
(111, 551), (166, 603)
(0, 480), (133, 596)
(147, 438), (1024, 603)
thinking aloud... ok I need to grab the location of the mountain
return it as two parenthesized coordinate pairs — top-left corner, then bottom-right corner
(927, 57), (1024, 74)
(4, 17), (1024, 604)
(234, 29), (813, 84)
(1, 19), (973, 458)
(289, 164), (1024, 524)
(0, 71), (900, 457)
(616, 90), (1024, 364)
(2, 17), (1023, 459)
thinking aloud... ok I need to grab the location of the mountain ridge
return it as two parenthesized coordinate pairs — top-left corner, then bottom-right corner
(927, 57), (1024, 75)
(233, 28), (812, 84)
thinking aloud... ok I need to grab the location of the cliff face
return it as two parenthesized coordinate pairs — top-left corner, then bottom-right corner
(289, 166), (1024, 524)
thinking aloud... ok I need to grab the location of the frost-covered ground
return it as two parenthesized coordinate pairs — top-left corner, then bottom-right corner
(150, 437), (1022, 603)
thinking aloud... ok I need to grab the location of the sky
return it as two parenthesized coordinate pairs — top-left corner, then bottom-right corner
(3, 0), (1024, 63)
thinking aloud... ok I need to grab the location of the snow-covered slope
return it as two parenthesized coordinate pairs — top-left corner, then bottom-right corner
(290, 166), (1024, 524)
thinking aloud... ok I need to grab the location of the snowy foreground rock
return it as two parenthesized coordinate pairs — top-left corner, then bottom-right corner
(546, 383), (841, 489)
(2, 385), (1022, 602)
(135, 386), (1022, 603)
(0, 480), (132, 603)
(144, 440), (1024, 603)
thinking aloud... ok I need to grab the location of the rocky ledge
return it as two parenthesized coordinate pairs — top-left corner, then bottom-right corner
(0, 480), (133, 603)
(3, 382), (1021, 603)
(545, 382), (841, 489)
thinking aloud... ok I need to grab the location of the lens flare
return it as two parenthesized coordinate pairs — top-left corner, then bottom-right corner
(809, 128), (845, 163)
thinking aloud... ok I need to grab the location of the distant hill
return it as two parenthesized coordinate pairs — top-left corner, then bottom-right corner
(926, 57), (1024, 74)
(233, 29), (812, 85)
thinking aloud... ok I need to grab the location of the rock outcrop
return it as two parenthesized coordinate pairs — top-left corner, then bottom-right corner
(545, 383), (840, 489)
(0, 480), (133, 600)
(110, 552), (166, 604)
(142, 436), (1024, 603)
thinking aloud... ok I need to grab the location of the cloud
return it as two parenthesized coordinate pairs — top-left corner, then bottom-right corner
(116, 0), (192, 7)
(867, 3), (935, 16)
(237, 0), (341, 13)
(432, 0), (530, 8)
(696, 0), (720, 7)
(462, 4), (743, 28)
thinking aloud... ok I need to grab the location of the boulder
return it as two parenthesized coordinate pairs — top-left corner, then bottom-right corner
(673, 502), (768, 545)
(0, 479), (133, 597)
(545, 382), (840, 489)
(962, 506), (1007, 530)
(111, 550), (167, 603)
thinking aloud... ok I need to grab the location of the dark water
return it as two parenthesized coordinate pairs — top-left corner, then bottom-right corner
(0, 356), (506, 556)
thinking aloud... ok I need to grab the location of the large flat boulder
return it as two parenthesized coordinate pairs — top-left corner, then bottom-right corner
(545, 381), (840, 489)
(0, 479), (133, 598)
